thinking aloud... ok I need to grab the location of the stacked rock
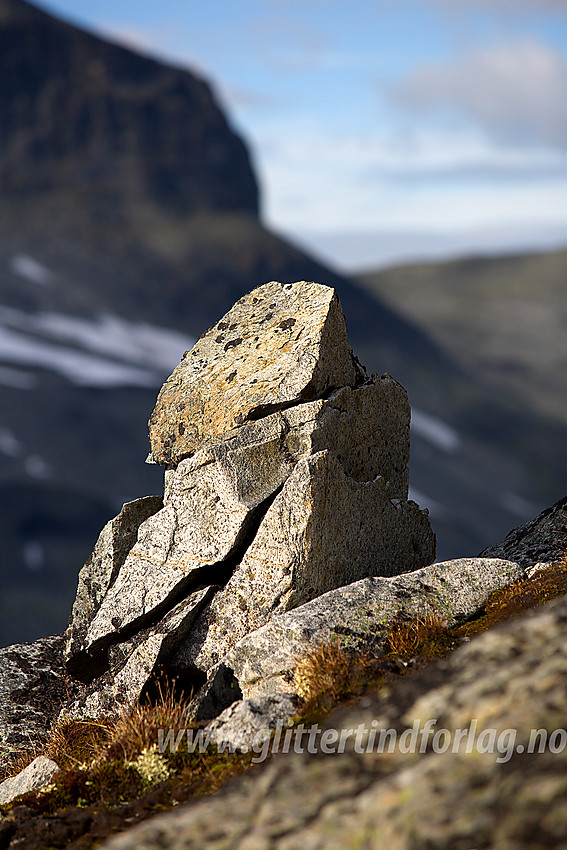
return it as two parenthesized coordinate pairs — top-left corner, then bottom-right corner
(63, 281), (435, 718)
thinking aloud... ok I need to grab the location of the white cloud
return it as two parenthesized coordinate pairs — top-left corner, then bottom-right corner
(262, 134), (567, 232)
(257, 118), (567, 232)
(388, 40), (567, 147)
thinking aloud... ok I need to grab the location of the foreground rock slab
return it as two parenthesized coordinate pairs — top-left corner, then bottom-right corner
(148, 280), (361, 465)
(0, 757), (59, 806)
(222, 557), (524, 698)
(101, 592), (567, 850)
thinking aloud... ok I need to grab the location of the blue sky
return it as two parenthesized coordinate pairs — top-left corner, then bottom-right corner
(42, 0), (567, 269)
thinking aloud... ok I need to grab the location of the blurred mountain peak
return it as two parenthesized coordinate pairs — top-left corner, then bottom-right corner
(0, 0), (259, 222)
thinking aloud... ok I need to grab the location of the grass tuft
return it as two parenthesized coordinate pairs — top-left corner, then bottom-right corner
(385, 613), (459, 662)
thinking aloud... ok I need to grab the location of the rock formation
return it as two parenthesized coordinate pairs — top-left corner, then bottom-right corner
(3, 278), (566, 849)
(59, 279), (435, 719)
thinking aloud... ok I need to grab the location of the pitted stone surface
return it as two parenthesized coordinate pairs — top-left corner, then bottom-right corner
(173, 450), (435, 676)
(57, 279), (439, 733)
(65, 496), (163, 666)
(148, 280), (359, 465)
(0, 635), (67, 755)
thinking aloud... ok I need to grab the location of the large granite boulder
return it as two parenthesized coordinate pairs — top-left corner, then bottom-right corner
(60, 280), (435, 718)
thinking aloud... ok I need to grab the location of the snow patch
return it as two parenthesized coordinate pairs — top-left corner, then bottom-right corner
(10, 254), (53, 286)
(0, 427), (23, 457)
(25, 455), (51, 479)
(0, 307), (195, 387)
(0, 324), (160, 387)
(500, 491), (538, 519)
(411, 408), (461, 453)
(0, 366), (36, 389)
(2, 310), (193, 374)
(23, 541), (45, 571)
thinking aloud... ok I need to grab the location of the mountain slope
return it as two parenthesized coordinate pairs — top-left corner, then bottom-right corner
(357, 249), (567, 426)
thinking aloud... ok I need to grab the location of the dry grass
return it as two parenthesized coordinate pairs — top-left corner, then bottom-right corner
(385, 613), (458, 661)
(0, 681), (193, 783)
(292, 556), (567, 719)
(101, 681), (194, 762)
(293, 636), (390, 720)
(455, 558), (567, 640)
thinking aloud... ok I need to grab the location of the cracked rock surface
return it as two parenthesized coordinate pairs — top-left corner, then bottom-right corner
(101, 593), (567, 850)
(58, 280), (435, 719)
(220, 556), (524, 699)
(173, 450), (434, 678)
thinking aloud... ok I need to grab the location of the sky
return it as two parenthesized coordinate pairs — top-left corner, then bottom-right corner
(42, 0), (567, 269)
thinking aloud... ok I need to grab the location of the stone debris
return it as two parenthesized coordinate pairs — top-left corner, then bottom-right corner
(62, 588), (215, 719)
(206, 694), (300, 753)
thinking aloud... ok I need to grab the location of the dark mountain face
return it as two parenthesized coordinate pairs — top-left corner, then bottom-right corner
(0, 0), (259, 218)
(0, 0), (563, 647)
